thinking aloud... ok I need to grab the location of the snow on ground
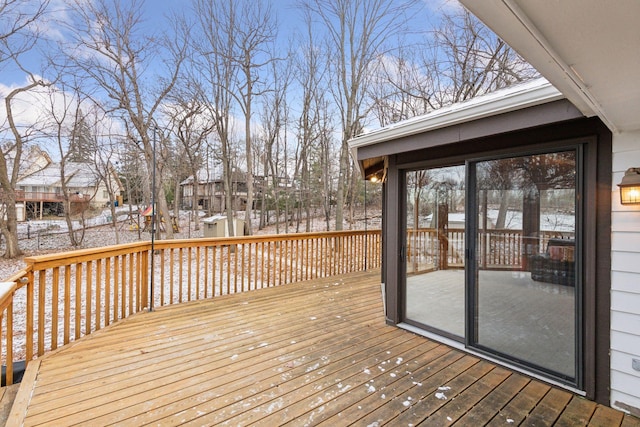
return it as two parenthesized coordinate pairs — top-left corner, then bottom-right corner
(0, 205), (383, 281)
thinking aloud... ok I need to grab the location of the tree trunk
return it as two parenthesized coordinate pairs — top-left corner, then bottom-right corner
(191, 168), (200, 232)
(157, 186), (174, 239)
(335, 140), (349, 231)
(495, 192), (509, 229)
(0, 190), (22, 258)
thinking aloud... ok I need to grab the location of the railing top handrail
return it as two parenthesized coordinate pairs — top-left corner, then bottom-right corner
(23, 241), (152, 269)
(154, 229), (380, 248)
(0, 281), (18, 313)
(2, 268), (31, 289)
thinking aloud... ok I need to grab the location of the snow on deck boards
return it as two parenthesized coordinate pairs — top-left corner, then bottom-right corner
(6, 270), (640, 426)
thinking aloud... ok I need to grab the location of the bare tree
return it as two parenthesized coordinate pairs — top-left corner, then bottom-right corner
(430, 7), (536, 105)
(302, 0), (417, 230)
(0, 0), (49, 70)
(1, 80), (49, 257)
(0, 0), (50, 257)
(292, 9), (329, 232)
(87, 108), (124, 243)
(165, 88), (215, 232)
(191, 0), (238, 236)
(44, 84), (89, 246)
(368, 46), (436, 126)
(231, 1), (279, 235)
(190, 0), (279, 236)
(256, 47), (293, 233)
(63, 0), (190, 239)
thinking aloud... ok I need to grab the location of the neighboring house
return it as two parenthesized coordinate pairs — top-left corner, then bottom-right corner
(180, 169), (251, 213)
(180, 169), (290, 213)
(349, 1), (640, 416)
(12, 148), (123, 219)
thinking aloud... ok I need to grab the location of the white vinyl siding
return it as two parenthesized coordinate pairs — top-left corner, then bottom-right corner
(610, 130), (640, 413)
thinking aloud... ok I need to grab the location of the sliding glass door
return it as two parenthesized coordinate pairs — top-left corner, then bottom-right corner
(470, 150), (578, 380)
(403, 149), (580, 382)
(405, 165), (466, 340)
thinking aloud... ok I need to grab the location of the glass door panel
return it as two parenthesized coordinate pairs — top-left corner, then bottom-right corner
(472, 151), (577, 379)
(405, 165), (465, 339)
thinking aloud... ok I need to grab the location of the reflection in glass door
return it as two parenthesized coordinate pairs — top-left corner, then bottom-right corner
(405, 165), (465, 339)
(471, 151), (578, 379)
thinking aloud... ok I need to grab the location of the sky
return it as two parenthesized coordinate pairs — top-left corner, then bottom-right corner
(1, 0), (459, 86)
(0, 0), (463, 159)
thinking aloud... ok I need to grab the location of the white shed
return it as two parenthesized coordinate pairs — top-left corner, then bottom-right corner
(202, 215), (245, 238)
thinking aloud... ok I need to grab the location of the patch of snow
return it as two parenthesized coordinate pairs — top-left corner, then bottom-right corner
(230, 354), (238, 361)
(338, 384), (351, 392)
(435, 392), (448, 400)
(396, 357), (403, 365)
(507, 419), (515, 424)
(366, 384), (376, 393)
(438, 386), (451, 391)
(402, 400), (411, 407)
(306, 363), (320, 372)
(264, 398), (284, 414)
(363, 368), (371, 375)
(390, 373), (397, 378)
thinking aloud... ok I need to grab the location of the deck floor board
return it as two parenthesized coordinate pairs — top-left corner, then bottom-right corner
(6, 270), (640, 426)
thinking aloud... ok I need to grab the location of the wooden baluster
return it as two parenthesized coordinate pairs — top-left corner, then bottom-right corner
(222, 245), (228, 294)
(38, 270), (45, 356)
(241, 243), (246, 292)
(247, 243), (253, 291)
(170, 248), (175, 304)
(211, 246), (221, 297)
(128, 254), (134, 315)
(187, 247), (192, 301)
(75, 263), (83, 341)
(25, 271), (35, 360)
(179, 248), (184, 303)
(95, 260), (102, 332)
(196, 246), (201, 300)
(203, 246), (209, 298)
(233, 244), (238, 293)
(51, 267), (59, 350)
(86, 261), (93, 335)
(120, 255), (126, 320)
(6, 303), (13, 385)
(105, 258), (111, 327)
(64, 266), (71, 344)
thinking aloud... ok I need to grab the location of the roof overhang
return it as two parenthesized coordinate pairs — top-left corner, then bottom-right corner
(349, 78), (570, 176)
(460, 0), (640, 134)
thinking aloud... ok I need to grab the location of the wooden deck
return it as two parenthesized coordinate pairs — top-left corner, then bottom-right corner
(6, 270), (640, 426)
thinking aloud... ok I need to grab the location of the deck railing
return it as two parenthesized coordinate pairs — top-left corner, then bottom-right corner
(406, 228), (574, 274)
(0, 230), (382, 385)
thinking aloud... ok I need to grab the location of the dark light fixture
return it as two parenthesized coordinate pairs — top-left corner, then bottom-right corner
(618, 167), (640, 205)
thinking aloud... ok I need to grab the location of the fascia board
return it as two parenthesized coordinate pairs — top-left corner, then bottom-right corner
(349, 78), (563, 160)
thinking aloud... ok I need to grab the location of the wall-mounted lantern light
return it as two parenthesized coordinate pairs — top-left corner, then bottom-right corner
(618, 167), (640, 205)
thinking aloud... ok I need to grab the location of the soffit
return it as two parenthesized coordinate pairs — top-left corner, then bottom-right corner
(461, 0), (640, 133)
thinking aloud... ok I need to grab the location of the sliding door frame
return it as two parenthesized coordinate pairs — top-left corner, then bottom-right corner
(385, 117), (610, 402)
